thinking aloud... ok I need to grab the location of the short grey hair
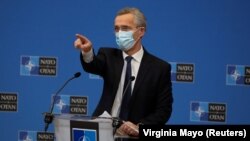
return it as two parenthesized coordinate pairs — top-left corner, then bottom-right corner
(116, 7), (147, 30)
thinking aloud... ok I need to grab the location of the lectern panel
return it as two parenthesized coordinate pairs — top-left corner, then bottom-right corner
(71, 120), (99, 141)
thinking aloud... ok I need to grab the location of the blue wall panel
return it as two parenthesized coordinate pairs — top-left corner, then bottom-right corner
(1, 0), (250, 140)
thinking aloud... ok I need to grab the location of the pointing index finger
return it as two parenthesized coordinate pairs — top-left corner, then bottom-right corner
(75, 34), (88, 42)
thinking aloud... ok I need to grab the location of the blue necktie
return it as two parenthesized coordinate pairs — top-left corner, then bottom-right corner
(119, 56), (133, 120)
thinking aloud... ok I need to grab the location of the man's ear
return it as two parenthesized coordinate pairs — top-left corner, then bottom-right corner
(139, 27), (145, 38)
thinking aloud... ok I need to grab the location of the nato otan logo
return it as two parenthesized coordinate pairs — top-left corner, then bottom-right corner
(226, 65), (250, 86)
(72, 128), (97, 141)
(20, 55), (57, 76)
(19, 131), (36, 141)
(190, 101), (226, 123)
(18, 131), (54, 141)
(170, 62), (195, 83)
(52, 95), (87, 115)
(0, 92), (18, 112)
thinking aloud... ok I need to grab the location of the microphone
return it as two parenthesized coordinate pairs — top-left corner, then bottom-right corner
(112, 76), (135, 135)
(43, 72), (81, 132)
(122, 76), (135, 98)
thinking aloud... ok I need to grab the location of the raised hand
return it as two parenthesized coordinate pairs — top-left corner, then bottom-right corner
(74, 34), (92, 52)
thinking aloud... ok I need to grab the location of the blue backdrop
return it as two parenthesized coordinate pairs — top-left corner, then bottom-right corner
(1, 0), (250, 141)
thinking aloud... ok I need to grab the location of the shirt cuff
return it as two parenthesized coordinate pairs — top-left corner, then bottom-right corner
(81, 48), (94, 63)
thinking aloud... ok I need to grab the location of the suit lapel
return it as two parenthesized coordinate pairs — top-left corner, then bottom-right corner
(105, 50), (124, 113)
(112, 51), (124, 96)
(130, 51), (152, 102)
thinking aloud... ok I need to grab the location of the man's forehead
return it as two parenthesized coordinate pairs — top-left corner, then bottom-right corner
(114, 13), (135, 25)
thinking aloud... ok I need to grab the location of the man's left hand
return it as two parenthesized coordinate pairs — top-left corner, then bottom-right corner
(118, 121), (139, 137)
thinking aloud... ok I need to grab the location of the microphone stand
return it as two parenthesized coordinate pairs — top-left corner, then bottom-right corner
(43, 72), (81, 132)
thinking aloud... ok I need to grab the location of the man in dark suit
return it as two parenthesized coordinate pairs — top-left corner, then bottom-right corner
(74, 7), (173, 137)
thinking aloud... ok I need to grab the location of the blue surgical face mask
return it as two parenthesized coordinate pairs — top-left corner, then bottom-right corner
(115, 31), (135, 51)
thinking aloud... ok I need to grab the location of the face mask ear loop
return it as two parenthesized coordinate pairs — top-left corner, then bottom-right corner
(136, 26), (145, 38)
(133, 28), (143, 45)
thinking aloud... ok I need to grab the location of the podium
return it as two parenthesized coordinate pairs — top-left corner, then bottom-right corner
(54, 114), (114, 141)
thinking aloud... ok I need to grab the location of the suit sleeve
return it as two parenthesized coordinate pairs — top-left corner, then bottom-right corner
(80, 48), (106, 77)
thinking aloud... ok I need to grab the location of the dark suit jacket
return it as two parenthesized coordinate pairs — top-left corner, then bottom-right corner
(80, 47), (173, 124)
